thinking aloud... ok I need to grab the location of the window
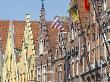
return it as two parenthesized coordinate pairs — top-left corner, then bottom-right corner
(96, 35), (99, 39)
(81, 45), (85, 56)
(18, 72), (19, 81)
(10, 54), (12, 61)
(60, 46), (62, 55)
(37, 67), (41, 81)
(92, 32), (95, 41)
(71, 28), (75, 40)
(72, 63), (74, 77)
(39, 39), (44, 55)
(20, 74), (22, 82)
(31, 70), (33, 80)
(76, 61), (79, 75)
(88, 42), (90, 51)
(87, 51), (90, 63)
(28, 35), (29, 40)
(42, 65), (47, 82)
(44, 39), (45, 47)
(108, 41), (110, 45)
(24, 77), (25, 82)
(109, 29), (110, 32)
(58, 71), (62, 82)
(56, 49), (58, 55)
(68, 31), (70, 42)
(70, 22), (76, 41)
(103, 0), (107, 10)
(58, 64), (62, 82)
(82, 57), (85, 72)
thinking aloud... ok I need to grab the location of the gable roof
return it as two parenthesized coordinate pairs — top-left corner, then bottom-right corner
(0, 20), (10, 50)
(0, 20), (68, 55)
(13, 20), (25, 49)
(0, 20), (39, 51)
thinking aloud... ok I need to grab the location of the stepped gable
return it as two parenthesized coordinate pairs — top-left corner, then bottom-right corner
(0, 20), (39, 51)
(0, 20), (67, 54)
(13, 20), (39, 49)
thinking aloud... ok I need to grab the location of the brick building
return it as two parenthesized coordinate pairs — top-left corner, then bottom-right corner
(0, 17), (39, 82)
(1, 0), (109, 82)
(67, 0), (110, 82)
(35, 1), (69, 82)
(0, 5), (69, 82)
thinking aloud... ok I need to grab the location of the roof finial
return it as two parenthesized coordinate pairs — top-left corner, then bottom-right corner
(41, 0), (45, 9)
(40, 0), (46, 32)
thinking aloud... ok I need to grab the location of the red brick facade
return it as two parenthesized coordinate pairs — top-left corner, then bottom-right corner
(67, 0), (110, 82)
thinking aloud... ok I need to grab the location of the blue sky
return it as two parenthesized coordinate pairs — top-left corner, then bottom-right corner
(0, 0), (69, 21)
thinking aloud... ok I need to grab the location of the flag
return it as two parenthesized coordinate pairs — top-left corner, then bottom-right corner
(51, 17), (64, 31)
(68, 0), (79, 22)
(84, 0), (90, 12)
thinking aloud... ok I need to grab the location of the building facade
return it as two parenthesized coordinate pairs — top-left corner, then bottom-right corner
(67, 0), (110, 82)
(1, 0), (110, 82)
(35, 1), (69, 82)
(18, 14), (36, 82)
(2, 21), (18, 82)
(1, 15), (39, 82)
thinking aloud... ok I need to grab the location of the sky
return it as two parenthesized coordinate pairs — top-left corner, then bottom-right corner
(0, 0), (69, 21)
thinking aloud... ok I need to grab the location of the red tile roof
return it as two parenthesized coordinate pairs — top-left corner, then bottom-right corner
(13, 20), (25, 49)
(0, 20), (10, 50)
(31, 21), (39, 48)
(13, 21), (39, 49)
(0, 20), (68, 55)
(0, 20), (39, 51)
